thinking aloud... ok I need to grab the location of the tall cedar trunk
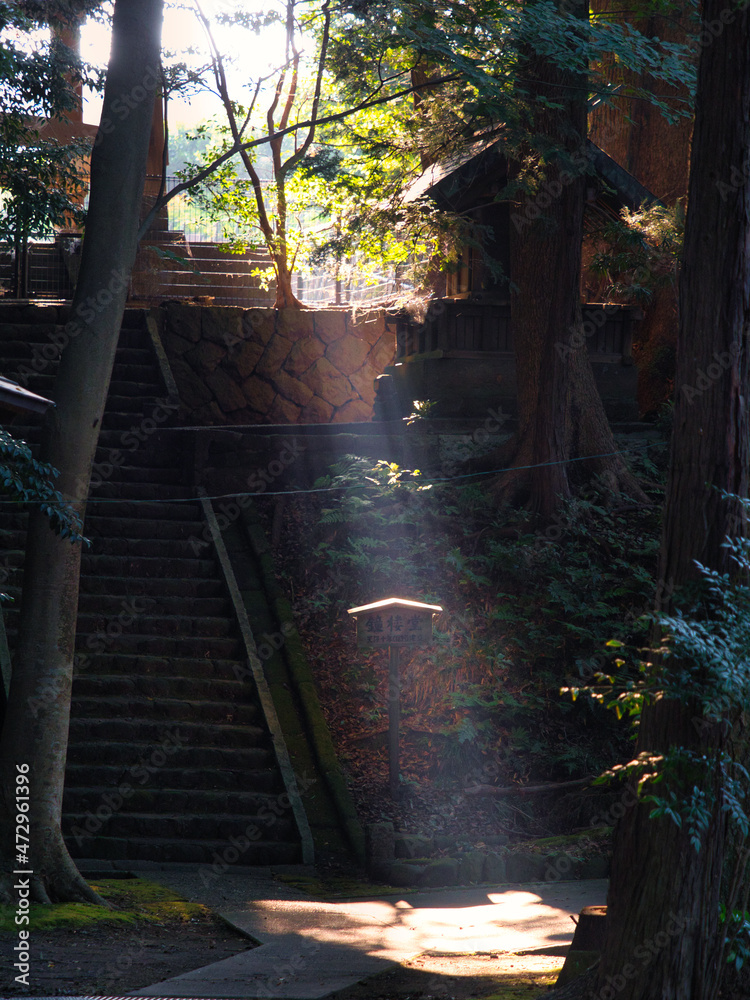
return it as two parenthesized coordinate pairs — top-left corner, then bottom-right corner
(588, 0), (694, 205)
(501, 0), (644, 516)
(588, 1), (695, 419)
(594, 4), (750, 998)
(503, 0), (584, 517)
(0, 0), (164, 904)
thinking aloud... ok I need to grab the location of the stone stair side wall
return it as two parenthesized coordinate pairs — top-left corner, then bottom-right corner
(235, 504), (366, 863)
(157, 302), (393, 425)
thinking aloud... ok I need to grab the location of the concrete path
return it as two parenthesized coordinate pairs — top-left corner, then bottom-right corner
(123, 865), (607, 999)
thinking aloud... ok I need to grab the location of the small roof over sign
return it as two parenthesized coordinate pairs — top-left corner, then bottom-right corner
(348, 597), (443, 616)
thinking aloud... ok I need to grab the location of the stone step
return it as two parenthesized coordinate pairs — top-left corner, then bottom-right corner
(77, 575), (225, 599)
(88, 445), (189, 469)
(0, 429), (181, 465)
(72, 673), (251, 700)
(86, 481), (195, 501)
(109, 363), (161, 383)
(157, 267), (265, 285)
(0, 335), (152, 366)
(76, 593), (230, 617)
(100, 392), (158, 414)
(71, 695), (260, 726)
(1, 514), (208, 545)
(70, 652), (250, 678)
(87, 465), (187, 488)
(105, 379), (166, 398)
(63, 785), (286, 815)
(86, 500), (205, 520)
(80, 552), (217, 577)
(185, 243), (270, 262)
(63, 810), (297, 843)
(2, 624), (242, 664)
(64, 833), (301, 864)
(157, 285), (273, 303)
(183, 258), (259, 275)
(115, 325), (152, 350)
(72, 632), (242, 659)
(99, 410), (181, 431)
(68, 716), (268, 748)
(111, 346), (159, 367)
(78, 535), (207, 560)
(75, 613), (236, 639)
(82, 515), (209, 540)
(65, 747), (277, 776)
(8, 375), (167, 404)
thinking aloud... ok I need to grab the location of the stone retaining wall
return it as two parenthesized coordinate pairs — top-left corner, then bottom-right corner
(158, 302), (393, 424)
(367, 822), (611, 888)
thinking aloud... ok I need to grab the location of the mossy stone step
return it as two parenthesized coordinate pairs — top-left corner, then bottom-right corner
(65, 759), (279, 786)
(76, 612), (235, 638)
(71, 695), (261, 726)
(77, 594), (230, 616)
(72, 674), (249, 700)
(77, 575), (225, 599)
(82, 516), (208, 540)
(63, 786), (289, 814)
(66, 834), (302, 864)
(73, 632), (241, 659)
(68, 716), (267, 748)
(63, 810), (299, 842)
(71, 651), (246, 678)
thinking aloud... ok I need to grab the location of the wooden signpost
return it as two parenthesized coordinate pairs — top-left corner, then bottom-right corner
(348, 597), (442, 798)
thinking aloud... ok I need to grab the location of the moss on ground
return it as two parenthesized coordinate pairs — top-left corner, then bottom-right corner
(479, 980), (559, 998)
(0, 877), (208, 932)
(274, 873), (402, 897)
(478, 965), (563, 998)
(510, 827), (613, 854)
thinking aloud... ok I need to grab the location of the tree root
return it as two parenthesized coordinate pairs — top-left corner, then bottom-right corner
(0, 840), (112, 907)
(544, 963), (599, 999)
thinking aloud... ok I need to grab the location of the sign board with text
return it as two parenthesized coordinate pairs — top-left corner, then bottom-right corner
(348, 597), (442, 648)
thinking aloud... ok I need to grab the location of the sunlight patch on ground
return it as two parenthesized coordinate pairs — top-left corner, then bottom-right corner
(397, 952), (564, 999)
(248, 887), (580, 958)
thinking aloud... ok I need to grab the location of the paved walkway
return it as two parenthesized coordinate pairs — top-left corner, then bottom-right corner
(120, 865), (607, 1000)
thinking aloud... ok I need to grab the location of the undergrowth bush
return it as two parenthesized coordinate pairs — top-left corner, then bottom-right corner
(283, 454), (665, 808)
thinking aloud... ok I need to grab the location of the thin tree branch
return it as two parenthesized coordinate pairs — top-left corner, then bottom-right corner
(463, 775), (595, 797)
(136, 71), (459, 241)
(192, 0), (275, 246)
(281, 0), (331, 178)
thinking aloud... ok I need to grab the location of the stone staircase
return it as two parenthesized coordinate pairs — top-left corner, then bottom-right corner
(132, 237), (277, 307)
(0, 305), (304, 864)
(0, 238), (278, 305)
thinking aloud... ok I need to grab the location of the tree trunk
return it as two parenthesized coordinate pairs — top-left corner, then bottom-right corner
(273, 250), (306, 310)
(507, 151), (575, 517)
(589, 0), (694, 205)
(0, 0), (164, 904)
(596, 3), (750, 998)
(493, 0), (644, 515)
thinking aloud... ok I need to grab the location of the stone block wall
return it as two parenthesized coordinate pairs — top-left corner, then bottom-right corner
(158, 302), (393, 424)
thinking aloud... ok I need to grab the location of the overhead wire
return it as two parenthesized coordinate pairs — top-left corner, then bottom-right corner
(0, 450), (628, 504)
